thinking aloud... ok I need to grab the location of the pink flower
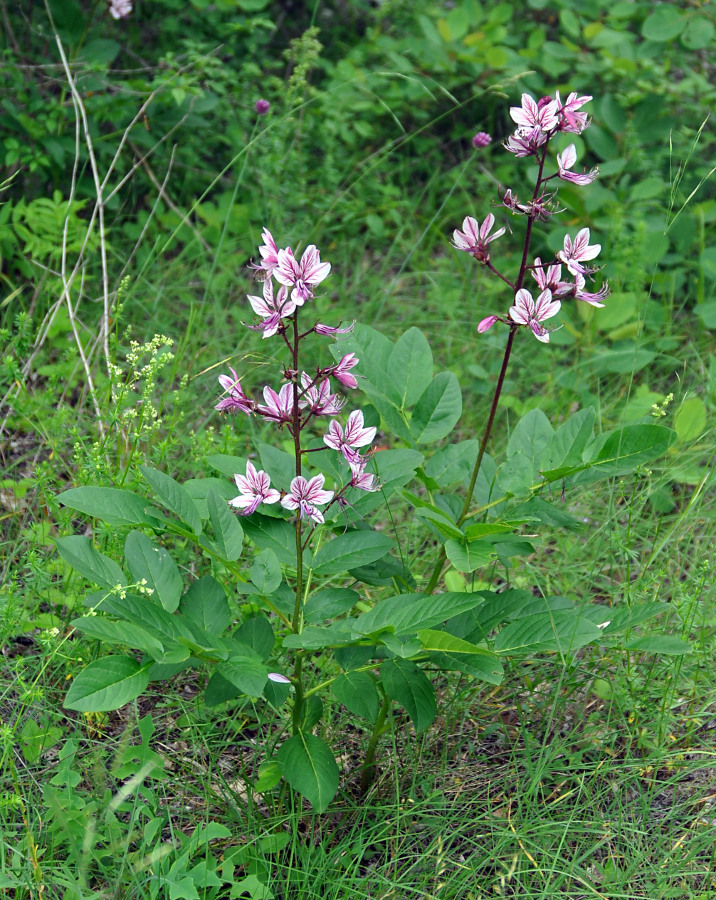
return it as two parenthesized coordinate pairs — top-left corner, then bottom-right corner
(215, 368), (254, 415)
(229, 462), (280, 515)
(281, 474), (334, 523)
(556, 144), (598, 186)
(257, 383), (294, 424)
(330, 353), (360, 389)
(573, 273), (610, 307)
(452, 214), (506, 263)
(504, 127), (549, 158)
(477, 315), (499, 334)
(323, 410), (376, 463)
(555, 91), (592, 134)
(348, 457), (378, 492)
(274, 245), (331, 305)
(509, 93), (559, 133)
(300, 374), (345, 417)
(268, 672), (291, 683)
(314, 321), (355, 335)
(509, 288), (561, 343)
(256, 228), (280, 275)
(108, 0), (132, 18)
(472, 132), (492, 148)
(531, 258), (573, 297)
(558, 228), (601, 276)
(247, 278), (296, 338)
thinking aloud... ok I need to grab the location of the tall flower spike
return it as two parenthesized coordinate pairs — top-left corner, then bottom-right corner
(452, 214), (506, 263)
(280, 474), (334, 524)
(509, 288), (561, 343)
(274, 245), (331, 305)
(229, 462), (280, 515)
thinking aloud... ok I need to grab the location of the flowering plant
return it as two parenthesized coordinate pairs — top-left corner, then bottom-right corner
(55, 90), (677, 812)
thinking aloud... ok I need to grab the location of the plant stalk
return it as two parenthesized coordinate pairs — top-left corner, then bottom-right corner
(360, 692), (392, 794)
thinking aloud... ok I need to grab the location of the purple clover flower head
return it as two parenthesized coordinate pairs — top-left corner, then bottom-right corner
(452, 214), (506, 263)
(229, 462), (280, 515)
(472, 132), (492, 149)
(215, 367), (254, 415)
(558, 228), (601, 276)
(323, 410), (376, 464)
(255, 99), (270, 116)
(274, 245), (331, 305)
(509, 288), (561, 343)
(108, 0), (132, 18)
(280, 474), (334, 523)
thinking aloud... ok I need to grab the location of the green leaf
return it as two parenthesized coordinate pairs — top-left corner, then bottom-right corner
(79, 38), (121, 67)
(542, 408), (595, 471)
(304, 588), (360, 623)
(242, 514), (298, 567)
(502, 408), (554, 494)
(140, 466), (203, 535)
(372, 449), (424, 489)
(56, 536), (126, 589)
(71, 615), (165, 658)
(205, 454), (248, 478)
(207, 487), (243, 561)
(420, 628), (503, 684)
(380, 659), (436, 732)
(64, 657), (150, 711)
(624, 635), (692, 655)
(388, 327), (434, 408)
(257, 442), (296, 493)
(312, 531), (394, 575)
(410, 372), (462, 444)
(641, 6), (685, 41)
(444, 539), (496, 573)
(694, 302), (716, 330)
(124, 531), (183, 613)
(425, 440), (479, 486)
(234, 616), (275, 660)
(57, 487), (158, 526)
(216, 648), (269, 697)
(282, 620), (356, 650)
(579, 424), (674, 479)
(355, 591), (486, 637)
(98, 592), (195, 644)
(332, 671), (379, 722)
(681, 15), (715, 49)
(494, 610), (602, 655)
(180, 576), (231, 635)
(251, 548), (283, 594)
(253, 760), (282, 793)
(413, 507), (465, 540)
(333, 324), (401, 405)
(674, 397), (706, 443)
(276, 733), (339, 812)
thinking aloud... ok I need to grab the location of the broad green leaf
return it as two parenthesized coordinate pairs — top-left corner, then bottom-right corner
(64, 656), (150, 711)
(312, 531), (394, 576)
(180, 575), (231, 634)
(579, 424), (674, 480)
(414, 507), (465, 540)
(355, 591), (486, 637)
(674, 397), (706, 443)
(425, 440), (479, 486)
(445, 539), (496, 573)
(624, 635), (692, 655)
(253, 760), (282, 792)
(419, 629), (503, 684)
(502, 409), (554, 494)
(56, 536), (126, 589)
(371, 449), (424, 489)
(494, 610), (602, 655)
(124, 531), (182, 613)
(276, 733), (340, 812)
(71, 615), (165, 658)
(98, 592), (195, 644)
(204, 671), (241, 707)
(242, 514), (299, 567)
(541, 408), (595, 471)
(304, 588), (360, 623)
(332, 672), (379, 722)
(332, 324), (400, 405)
(206, 486), (243, 561)
(251, 548), (283, 595)
(205, 454), (248, 478)
(361, 387), (413, 443)
(57, 487), (157, 526)
(641, 6), (685, 41)
(257, 442), (296, 493)
(380, 659), (436, 732)
(447, 589), (534, 641)
(282, 620), (356, 650)
(388, 327), (433, 408)
(140, 466), (202, 535)
(410, 372), (462, 444)
(234, 616), (275, 660)
(681, 16), (715, 49)
(216, 648), (268, 697)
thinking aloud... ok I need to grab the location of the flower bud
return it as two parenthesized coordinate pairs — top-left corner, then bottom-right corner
(472, 132), (492, 149)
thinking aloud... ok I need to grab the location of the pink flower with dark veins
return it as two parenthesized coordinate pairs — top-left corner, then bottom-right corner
(246, 279), (296, 338)
(557, 144), (599, 186)
(229, 461), (280, 515)
(504, 126), (549, 158)
(300, 374), (345, 417)
(558, 228), (602, 276)
(509, 288), (561, 343)
(509, 93), (559, 133)
(348, 456), (378, 492)
(323, 410), (376, 464)
(281, 474), (334, 523)
(477, 315), (500, 334)
(215, 367), (254, 415)
(573, 273), (610, 307)
(274, 245), (331, 305)
(452, 214), (506, 263)
(257, 383), (295, 424)
(531, 257), (573, 297)
(330, 353), (360, 389)
(314, 321), (355, 335)
(256, 228), (280, 275)
(555, 91), (592, 134)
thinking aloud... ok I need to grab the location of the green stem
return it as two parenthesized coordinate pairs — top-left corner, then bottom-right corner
(360, 692), (392, 794)
(290, 311), (305, 734)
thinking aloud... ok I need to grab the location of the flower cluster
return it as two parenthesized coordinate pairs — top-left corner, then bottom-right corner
(454, 90), (609, 343)
(217, 229), (379, 522)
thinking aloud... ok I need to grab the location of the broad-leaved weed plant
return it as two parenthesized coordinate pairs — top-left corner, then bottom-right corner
(57, 92), (678, 812)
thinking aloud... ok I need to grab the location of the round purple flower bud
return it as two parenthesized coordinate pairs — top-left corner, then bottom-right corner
(472, 132), (492, 149)
(255, 99), (270, 116)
